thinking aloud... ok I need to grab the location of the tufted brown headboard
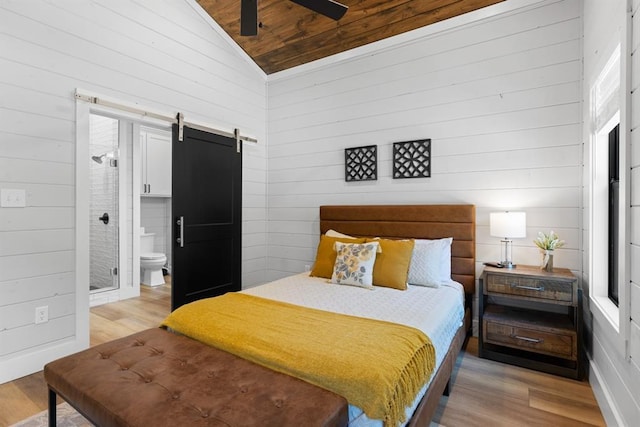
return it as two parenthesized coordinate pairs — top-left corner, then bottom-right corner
(319, 205), (476, 299)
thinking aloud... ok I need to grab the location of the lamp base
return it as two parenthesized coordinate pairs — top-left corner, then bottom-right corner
(499, 239), (516, 269)
(499, 261), (516, 269)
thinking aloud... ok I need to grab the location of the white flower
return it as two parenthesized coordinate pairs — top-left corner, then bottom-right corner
(533, 231), (565, 251)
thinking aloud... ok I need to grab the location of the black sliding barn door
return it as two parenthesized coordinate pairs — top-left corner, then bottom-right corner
(171, 125), (242, 310)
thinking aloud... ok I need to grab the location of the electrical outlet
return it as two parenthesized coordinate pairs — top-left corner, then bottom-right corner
(304, 264), (311, 272)
(0, 188), (26, 207)
(35, 306), (48, 324)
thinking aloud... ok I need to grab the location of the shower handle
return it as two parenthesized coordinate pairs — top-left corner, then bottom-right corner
(98, 213), (109, 225)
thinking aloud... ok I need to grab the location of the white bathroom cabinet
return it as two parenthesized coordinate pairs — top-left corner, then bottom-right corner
(140, 131), (172, 197)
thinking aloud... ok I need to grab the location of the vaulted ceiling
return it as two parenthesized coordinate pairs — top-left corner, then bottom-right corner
(197, 0), (505, 74)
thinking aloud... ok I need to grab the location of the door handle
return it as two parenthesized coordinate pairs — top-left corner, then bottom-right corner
(176, 216), (184, 248)
(98, 213), (109, 225)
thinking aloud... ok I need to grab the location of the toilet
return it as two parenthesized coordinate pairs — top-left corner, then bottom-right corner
(140, 232), (167, 287)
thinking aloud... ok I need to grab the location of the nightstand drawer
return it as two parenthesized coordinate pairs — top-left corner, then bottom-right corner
(485, 273), (573, 303)
(483, 319), (576, 360)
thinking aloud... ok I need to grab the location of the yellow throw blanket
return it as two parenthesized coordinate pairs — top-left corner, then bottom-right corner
(161, 293), (435, 426)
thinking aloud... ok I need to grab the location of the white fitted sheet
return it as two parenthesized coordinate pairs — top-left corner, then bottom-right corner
(242, 273), (465, 426)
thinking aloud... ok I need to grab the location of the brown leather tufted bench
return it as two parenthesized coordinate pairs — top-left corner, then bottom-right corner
(44, 328), (348, 427)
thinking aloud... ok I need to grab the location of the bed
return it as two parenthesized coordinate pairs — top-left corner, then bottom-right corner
(164, 204), (476, 426)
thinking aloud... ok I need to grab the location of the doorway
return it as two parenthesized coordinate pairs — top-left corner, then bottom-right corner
(86, 113), (173, 307)
(86, 112), (141, 307)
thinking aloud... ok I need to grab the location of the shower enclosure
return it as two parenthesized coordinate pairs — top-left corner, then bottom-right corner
(89, 115), (119, 293)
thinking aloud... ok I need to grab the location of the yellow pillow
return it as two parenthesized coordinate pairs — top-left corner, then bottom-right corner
(366, 238), (415, 290)
(310, 235), (367, 279)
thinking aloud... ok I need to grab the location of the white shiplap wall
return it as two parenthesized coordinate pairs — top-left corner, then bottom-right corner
(582, 0), (640, 424)
(0, 0), (267, 383)
(627, 0), (640, 421)
(632, 0), (640, 383)
(630, 0), (640, 382)
(266, 0), (583, 285)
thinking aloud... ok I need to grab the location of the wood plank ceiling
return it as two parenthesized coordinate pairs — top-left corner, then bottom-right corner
(197, 0), (505, 74)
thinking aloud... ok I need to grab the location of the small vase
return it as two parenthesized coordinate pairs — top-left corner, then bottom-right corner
(541, 250), (554, 272)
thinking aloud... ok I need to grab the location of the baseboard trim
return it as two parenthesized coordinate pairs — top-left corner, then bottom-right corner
(589, 357), (625, 427)
(0, 338), (87, 384)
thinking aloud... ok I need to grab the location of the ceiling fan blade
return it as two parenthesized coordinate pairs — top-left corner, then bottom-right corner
(240, 0), (258, 36)
(290, 0), (348, 20)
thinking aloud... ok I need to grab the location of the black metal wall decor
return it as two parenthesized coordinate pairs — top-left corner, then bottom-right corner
(345, 145), (377, 182)
(393, 139), (431, 179)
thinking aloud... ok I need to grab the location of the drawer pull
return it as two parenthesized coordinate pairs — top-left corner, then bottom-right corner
(513, 335), (544, 344)
(511, 284), (544, 291)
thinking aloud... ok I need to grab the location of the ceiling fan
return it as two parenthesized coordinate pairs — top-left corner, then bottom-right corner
(241, 0), (349, 36)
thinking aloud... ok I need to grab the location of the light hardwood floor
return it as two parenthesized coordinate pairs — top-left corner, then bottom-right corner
(0, 280), (606, 427)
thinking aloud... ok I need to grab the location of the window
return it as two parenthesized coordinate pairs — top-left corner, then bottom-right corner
(608, 123), (620, 306)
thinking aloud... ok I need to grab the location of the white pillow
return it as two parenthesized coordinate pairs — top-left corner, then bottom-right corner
(408, 238), (453, 288)
(331, 241), (379, 289)
(325, 229), (356, 239)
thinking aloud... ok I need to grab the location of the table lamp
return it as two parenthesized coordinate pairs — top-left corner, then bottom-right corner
(490, 211), (526, 268)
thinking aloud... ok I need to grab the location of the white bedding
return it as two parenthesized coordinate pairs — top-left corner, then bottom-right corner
(242, 272), (465, 426)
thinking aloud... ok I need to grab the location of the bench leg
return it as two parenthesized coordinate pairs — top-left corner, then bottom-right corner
(48, 388), (56, 427)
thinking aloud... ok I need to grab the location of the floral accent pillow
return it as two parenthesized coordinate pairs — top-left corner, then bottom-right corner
(331, 242), (380, 289)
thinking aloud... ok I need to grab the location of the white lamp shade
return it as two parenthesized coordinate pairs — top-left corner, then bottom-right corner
(490, 212), (526, 238)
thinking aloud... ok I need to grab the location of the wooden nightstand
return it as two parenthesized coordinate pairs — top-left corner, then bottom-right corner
(478, 265), (583, 379)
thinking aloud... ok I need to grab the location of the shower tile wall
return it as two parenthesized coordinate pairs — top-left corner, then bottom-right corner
(141, 197), (171, 273)
(89, 115), (118, 290)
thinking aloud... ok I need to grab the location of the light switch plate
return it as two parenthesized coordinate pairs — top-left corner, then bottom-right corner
(0, 189), (26, 207)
